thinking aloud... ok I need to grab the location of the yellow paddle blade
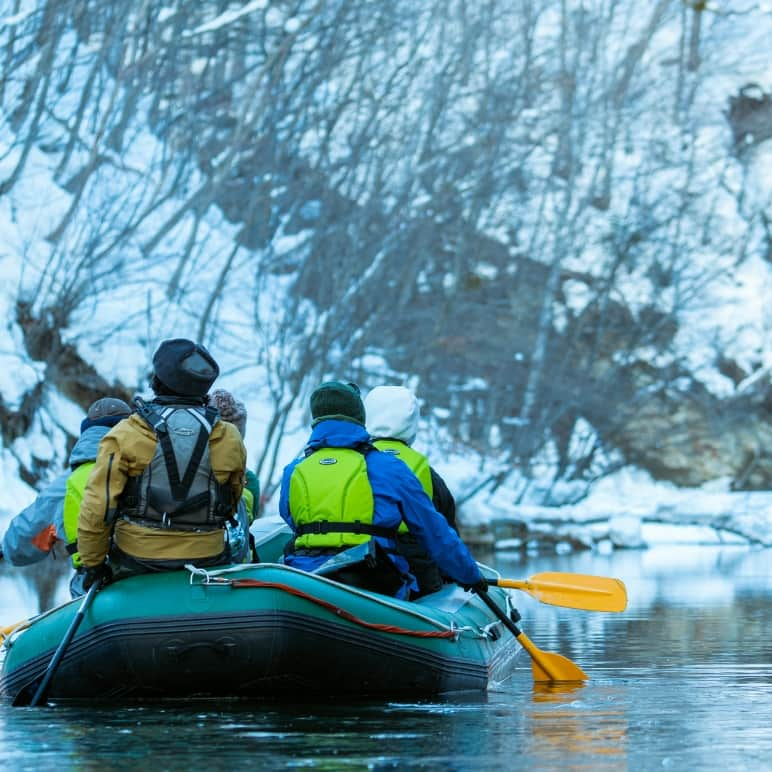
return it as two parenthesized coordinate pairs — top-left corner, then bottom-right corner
(475, 588), (588, 683)
(529, 655), (552, 682)
(1, 619), (30, 640)
(496, 572), (628, 613)
(517, 630), (588, 682)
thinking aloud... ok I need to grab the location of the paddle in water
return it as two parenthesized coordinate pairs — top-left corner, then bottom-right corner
(476, 588), (588, 682)
(493, 571), (627, 613)
(25, 580), (101, 707)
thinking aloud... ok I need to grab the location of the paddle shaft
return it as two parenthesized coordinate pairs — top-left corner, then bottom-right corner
(477, 587), (525, 639)
(476, 588), (588, 682)
(29, 581), (99, 707)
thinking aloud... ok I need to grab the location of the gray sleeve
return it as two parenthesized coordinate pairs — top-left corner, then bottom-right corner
(1, 473), (67, 566)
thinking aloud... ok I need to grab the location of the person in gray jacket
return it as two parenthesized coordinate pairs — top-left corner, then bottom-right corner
(0, 397), (131, 597)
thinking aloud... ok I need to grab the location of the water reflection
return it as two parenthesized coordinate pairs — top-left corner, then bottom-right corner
(525, 682), (628, 768)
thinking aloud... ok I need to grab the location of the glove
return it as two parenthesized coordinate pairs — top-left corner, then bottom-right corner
(462, 576), (489, 594)
(82, 562), (112, 591)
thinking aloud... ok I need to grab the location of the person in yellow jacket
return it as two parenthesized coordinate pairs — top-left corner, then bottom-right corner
(78, 339), (246, 589)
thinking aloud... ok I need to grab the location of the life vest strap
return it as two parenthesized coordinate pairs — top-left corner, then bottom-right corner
(295, 521), (397, 539)
(120, 514), (223, 532)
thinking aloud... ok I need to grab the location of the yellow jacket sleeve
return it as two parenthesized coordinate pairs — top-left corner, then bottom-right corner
(209, 420), (247, 511)
(77, 417), (156, 567)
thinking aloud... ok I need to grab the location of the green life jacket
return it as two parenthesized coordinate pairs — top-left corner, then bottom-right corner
(373, 439), (433, 534)
(63, 462), (94, 568)
(289, 446), (395, 550)
(244, 469), (260, 522)
(242, 488), (255, 523)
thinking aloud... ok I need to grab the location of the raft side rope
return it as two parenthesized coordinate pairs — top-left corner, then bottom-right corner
(185, 563), (255, 583)
(479, 621), (502, 639)
(231, 577), (458, 639)
(185, 564), (479, 640)
(186, 563), (466, 629)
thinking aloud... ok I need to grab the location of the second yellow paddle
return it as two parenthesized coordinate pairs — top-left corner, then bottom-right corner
(1, 619), (31, 641)
(493, 571), (628, 612)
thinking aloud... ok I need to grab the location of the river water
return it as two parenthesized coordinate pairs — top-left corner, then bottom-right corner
(0, 543), (770, 770)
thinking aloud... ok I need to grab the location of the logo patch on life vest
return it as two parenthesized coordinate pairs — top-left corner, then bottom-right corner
(383, 448), (400, 455)
(319, 457), (338, 465)
(173, 427), (196, 436)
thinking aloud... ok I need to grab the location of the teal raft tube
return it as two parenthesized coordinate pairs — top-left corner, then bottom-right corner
(1, 518), (521, 704)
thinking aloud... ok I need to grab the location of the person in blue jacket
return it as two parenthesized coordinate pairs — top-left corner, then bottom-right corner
(279, 381), (487, 600)
(0, 397), (132, 597)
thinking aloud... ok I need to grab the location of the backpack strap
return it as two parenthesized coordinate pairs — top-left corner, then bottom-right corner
(134, 397), (219, 502)
(133, 396), (168, 435)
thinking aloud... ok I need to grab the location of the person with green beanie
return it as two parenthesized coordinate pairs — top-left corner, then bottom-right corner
(278, 381), (486, 599)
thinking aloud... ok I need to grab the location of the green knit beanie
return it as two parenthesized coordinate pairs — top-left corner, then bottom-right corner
(310, 381), (365, 426)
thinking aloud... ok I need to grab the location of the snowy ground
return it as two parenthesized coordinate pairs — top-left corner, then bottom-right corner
(453, 466), (772, 550)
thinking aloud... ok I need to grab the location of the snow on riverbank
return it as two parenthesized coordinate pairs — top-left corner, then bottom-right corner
(457, 467), (771, 550)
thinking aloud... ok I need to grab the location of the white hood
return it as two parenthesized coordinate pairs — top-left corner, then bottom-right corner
(364, 386), (419, 445)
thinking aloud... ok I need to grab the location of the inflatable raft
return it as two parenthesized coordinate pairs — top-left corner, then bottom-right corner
(1, 519), (521, 704)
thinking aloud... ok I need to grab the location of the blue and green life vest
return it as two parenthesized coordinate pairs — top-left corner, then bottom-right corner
(373, 439), (433, 534)
(289, 447), (396, 550)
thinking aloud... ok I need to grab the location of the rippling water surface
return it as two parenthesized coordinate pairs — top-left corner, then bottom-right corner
(1, 544), (770, 770)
